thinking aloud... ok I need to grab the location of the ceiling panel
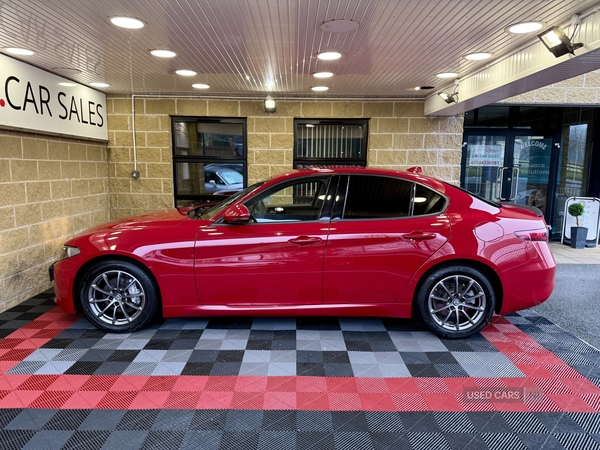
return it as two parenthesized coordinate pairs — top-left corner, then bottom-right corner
(0, 0), (597, 99)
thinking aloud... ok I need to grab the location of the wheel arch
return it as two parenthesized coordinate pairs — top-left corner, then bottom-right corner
(73, 255), (163, 315)
(411, 258), (504, 317)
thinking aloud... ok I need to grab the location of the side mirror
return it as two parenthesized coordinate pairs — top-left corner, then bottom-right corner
(208, 180), (217, 186)
(223, 204), (251, 224)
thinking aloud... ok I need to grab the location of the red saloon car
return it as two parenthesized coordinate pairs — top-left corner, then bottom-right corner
(50, 167), (556, 339)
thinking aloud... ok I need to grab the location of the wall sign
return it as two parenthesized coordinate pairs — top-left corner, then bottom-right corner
(0, 54), (107, 141)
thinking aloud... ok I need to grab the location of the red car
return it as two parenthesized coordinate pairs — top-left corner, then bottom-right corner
(50, 167), (556, 339)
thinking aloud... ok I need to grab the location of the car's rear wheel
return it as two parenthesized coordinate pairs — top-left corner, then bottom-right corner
(416, 265), (495, 339)
(79, 260), (159, 332)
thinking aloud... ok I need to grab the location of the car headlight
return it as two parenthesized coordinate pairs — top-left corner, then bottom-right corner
(62, 245), (81, 259)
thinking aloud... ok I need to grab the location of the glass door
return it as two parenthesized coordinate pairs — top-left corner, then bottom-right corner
(463, 134), (507, 203)
(463, 131), (555, 218)
(511, 135), (553, 216)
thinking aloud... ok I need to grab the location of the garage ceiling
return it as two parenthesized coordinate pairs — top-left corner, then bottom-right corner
(0, 0), (598, 103)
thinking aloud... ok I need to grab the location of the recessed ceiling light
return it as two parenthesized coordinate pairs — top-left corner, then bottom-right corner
(109, 16), (145, 29)
(313, 72), (334, 78)
(320, 20), (359, 33)
(175, 70), (197, 76)
(90, 82), (110, 88)
(506, 22), (544, 34)
(150, 49), (176, 58)
(317, 51), (342, 60)
(192, 83), (210, 89)
(436, 72), (458, 78)
(5, 47), (34, 56)
(311, 86), (330, 91)
(465, 52), (493, 61)
(59, 82), (79, 87)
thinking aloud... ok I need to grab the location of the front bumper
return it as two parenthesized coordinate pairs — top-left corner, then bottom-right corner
(50, 258), (79, 315)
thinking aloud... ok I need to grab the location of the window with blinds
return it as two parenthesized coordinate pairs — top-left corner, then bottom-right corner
(294, 119), (368, 168)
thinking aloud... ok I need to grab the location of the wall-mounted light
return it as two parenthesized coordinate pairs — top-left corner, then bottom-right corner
(264, 96), (276, 113)
(438, 91), (458, 104)
(538, 26), (583, 58)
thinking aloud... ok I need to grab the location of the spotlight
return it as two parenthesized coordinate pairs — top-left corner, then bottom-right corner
(264, 96), (276, 113)
(438, 91), (458, 104)
(538, 26), (583, 58)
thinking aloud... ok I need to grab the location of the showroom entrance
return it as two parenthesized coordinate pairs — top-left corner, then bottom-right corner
(462, 131), (557, 216)
(461, 106), (599, 240)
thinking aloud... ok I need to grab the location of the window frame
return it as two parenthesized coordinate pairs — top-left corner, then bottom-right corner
(172, 116), (248, 206)
(293, 119), (369, 168)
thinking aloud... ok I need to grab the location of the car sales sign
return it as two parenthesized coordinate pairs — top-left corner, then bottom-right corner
(0, 54), (107, 141)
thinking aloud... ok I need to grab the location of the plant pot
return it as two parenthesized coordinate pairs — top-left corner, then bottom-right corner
(570, 227), (588, 249)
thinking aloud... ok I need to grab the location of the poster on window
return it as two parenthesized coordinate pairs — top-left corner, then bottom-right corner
(468, 144), (503, 167)
(519, 139), (552, 184)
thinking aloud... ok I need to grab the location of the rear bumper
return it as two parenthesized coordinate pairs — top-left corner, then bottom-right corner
(499, 242), (556, 313)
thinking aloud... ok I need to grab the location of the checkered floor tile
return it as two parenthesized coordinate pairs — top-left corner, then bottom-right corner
(1, 289), (600, 449)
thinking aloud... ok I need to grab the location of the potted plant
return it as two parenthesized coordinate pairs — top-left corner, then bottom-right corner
(568, 202), (587, 249)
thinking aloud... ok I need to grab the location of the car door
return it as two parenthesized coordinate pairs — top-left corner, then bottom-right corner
(194, 176), (336, 305)
(323, 174), (451, 304)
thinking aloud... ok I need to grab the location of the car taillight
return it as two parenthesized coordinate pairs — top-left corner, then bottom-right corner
(515, 228), (549, 242)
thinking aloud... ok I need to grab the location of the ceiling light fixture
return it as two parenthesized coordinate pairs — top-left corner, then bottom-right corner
(109, 16), (145, 29)
(465, 52), (493, 60)
(59, 82), (79, 87)
(436, 72), (458, 79)
(192, 83), (210, 89)
(538, 26), (583, 58)
(317, 51), (342, 60)
(313, 72), (334, 78)
(90, 82), (110, 88)
(320, 20), (359, 33)
(264, 96), (276, 113)
(311, 86), (330, 91)
(175, 70), (197, 76)
(4, 47), (34, 56)
(506, 22), (544, 34)
(150, 49), (176, 58)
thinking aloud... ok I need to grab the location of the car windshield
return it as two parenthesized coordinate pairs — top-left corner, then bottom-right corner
(219, 170), (243, 185)
(198, 182), (265, 220)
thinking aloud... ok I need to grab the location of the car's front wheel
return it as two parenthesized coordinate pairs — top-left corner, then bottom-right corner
(416, 265), (495, 339)
(79, 260), (159, 332)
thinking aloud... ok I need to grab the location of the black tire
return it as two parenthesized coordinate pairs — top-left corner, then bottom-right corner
(79, 260), (160, 333)
(416, 265), (495, 339)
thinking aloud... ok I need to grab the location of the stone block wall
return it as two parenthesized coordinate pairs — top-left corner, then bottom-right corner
(106, 96), (463, 218)
(0, 130), (109, 312)
(500, 70), (600, 104)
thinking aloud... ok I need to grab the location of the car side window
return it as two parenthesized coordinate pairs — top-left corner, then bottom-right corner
(343, 175), (412, 219)
(413, 184), (446, 216)
(245, 177), (330, 222)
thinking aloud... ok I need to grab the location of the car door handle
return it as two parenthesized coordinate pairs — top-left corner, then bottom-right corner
(288, 236), (323, 246)
(402, 231), (436, 241)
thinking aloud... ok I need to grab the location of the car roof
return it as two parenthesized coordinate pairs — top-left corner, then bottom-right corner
(269, 166), (449, 193)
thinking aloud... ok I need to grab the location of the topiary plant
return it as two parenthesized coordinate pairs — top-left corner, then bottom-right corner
(568, 202), (585, 228)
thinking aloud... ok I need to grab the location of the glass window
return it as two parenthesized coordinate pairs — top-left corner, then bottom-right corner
(294, 119), (368, 168)
(343, 175), (413, 219)
(173, 118), (246, 207)
(413, 184), (446, 216)
(245, 177), (330, 222)
(477, 106), (510, 127)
